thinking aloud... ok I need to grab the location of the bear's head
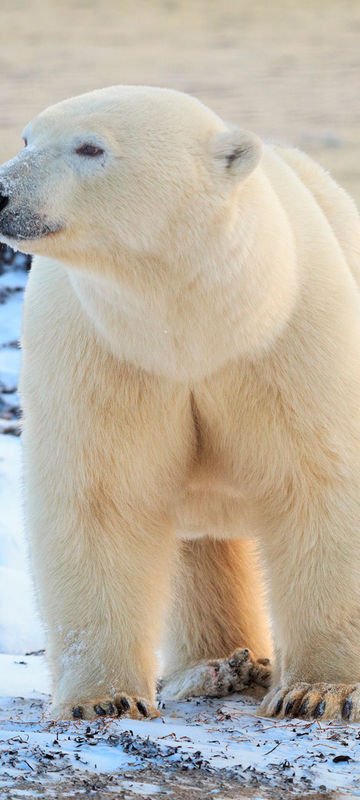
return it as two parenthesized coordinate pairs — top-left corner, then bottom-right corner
(0, 86), (262, 265)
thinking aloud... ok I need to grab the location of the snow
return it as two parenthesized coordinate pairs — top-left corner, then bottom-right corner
(1, 255), (360, 797)
(0, 436), (44, 655)
(0, 256), (45, 655)
(0, 653), (50, 697)
(0, 291), (23, 349)
(1, 653), (360, 795)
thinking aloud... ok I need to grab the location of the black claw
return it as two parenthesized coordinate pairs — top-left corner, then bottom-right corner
(94, 704), (106, 716)
(106, 702), (116, 715)
(275, 697), (283, 715)
(72, 705), (84, 719)
(136, 700), (149, 717)
(313, 699), (326, 718)
(342, 698), (353, 720)
(227, 683), (234, 693)
(119, 696), (131, 712)
(298, 698), (309, 717)
(261, 671), (272, 686)
(285, 699), (294, 716)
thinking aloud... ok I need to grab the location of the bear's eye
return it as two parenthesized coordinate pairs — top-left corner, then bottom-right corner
(76, 144), (104, 157)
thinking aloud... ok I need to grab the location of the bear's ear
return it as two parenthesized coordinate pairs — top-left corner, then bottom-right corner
(210, 128), (262, 181)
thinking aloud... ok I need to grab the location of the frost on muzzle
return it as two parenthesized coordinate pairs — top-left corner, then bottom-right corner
(0, 150), (63, 243)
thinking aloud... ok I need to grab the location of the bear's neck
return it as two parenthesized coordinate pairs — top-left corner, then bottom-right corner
(68, 170), (298, 382)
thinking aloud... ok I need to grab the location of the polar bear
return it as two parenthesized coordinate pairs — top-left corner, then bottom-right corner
(1, 86), (360, 722)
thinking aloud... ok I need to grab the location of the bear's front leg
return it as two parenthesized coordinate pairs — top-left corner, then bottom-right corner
(258, 472), (360, 722)
(22, 381), (192, 721)
(20, 268), (194, 720)
(43, 495), (175, 722)
(23, 431), (188, 721)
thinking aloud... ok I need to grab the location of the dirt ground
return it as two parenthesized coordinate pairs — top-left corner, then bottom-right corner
(1, 685), (354, 800)
(1, 766), (347, 800)
(1, 0), (360, 204)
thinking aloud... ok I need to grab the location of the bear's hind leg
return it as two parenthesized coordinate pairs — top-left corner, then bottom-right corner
(161, 537), (272, 700)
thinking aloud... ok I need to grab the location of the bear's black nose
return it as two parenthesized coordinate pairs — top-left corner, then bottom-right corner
(0, 187), (9, 213)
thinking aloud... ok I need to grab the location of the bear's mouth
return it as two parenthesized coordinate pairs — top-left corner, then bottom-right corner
(0, 210), (64, 243)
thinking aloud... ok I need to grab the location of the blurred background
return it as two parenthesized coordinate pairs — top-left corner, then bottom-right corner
(1, 0), (360, 203)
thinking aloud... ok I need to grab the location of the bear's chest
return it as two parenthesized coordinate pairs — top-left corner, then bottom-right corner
(68, 269), (242, 382)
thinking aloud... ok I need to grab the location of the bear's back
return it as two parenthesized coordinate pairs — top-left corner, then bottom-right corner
(272, 146), (360, 291)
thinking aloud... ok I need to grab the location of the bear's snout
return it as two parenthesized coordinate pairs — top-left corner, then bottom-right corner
(0, 161), (64, 246)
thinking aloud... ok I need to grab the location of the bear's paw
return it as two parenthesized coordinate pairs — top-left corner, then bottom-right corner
(50, 695), (161, 721)
(260, 681), (360, 721)
(161, 647), (272, 701)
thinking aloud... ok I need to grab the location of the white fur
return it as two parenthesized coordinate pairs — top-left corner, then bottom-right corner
(1, 86), (360, 720)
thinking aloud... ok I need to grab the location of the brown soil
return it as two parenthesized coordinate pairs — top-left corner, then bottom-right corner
(0, 764), (346, 800)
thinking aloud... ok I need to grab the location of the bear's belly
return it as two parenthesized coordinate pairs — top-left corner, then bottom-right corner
(174, 472), (256, 541)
